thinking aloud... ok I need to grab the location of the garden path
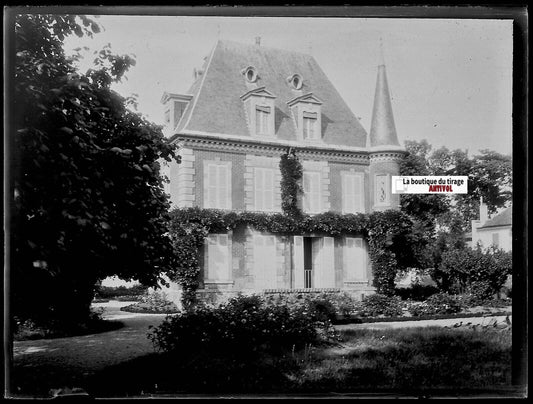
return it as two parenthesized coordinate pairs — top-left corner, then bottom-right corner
(10, 301), (167, 397)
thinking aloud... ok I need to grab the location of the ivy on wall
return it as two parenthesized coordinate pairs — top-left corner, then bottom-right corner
(168, 149), (425, 309)
(279, 148), (303, 218)
(168, 207), (424, 308)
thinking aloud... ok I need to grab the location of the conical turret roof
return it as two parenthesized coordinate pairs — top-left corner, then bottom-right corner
(369, 62), (400, 147)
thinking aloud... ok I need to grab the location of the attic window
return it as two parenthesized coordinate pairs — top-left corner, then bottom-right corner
(288, 74), (303, 90)
(243, 66), (258, 83)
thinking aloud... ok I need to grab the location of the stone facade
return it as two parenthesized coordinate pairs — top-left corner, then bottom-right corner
(161, 40), (405, 306)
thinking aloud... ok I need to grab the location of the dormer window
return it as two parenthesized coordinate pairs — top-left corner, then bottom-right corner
(160, 92), (193, 134)
(287, 93), (323, 142)
(242, 66), (258, 83)
(303, 112), (318, 140)
(287, 74), (303, 90)
(240, 87), (276, 137)
(255, 106), (271, 135)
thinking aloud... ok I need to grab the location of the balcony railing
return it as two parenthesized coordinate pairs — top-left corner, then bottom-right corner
(304, 269), (313, 289)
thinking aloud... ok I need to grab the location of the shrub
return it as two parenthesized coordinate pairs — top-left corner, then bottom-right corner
(95, 284), (149, 299)
(395, 284), (440, 301)
(436, 246), (512, 300)
(408, 293), (462, 317)
(121, 290), (179, 314)
(148, 295), (333, 355)
(360, 294), (403, 317)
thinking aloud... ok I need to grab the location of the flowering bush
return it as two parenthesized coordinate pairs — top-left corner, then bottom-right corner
(360, 294), (403, 317)
(121, 290), (179, 314)
(148, 295), (334, 355)
(408, 293), (462, 317)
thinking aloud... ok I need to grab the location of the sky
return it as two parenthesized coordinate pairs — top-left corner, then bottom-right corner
(64, 15), (513, 156)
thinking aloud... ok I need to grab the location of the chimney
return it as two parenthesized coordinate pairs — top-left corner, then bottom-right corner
(255, 36), (261, 46)
(479, 196), (488, 223)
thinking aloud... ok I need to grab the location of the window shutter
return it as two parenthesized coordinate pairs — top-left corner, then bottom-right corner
(303, 173), (311, 212)
(254, 235), (276, 289)
(354, 175), (363, 213)
(254, 168), (263, 210)
(293, 236), (304, 288)
(207, 164), (217, 208)
(217, 165), (228, 209)
(264, 169), (274, 211)
(311, 173), (320, 212)
(354, 238), (366, 280)
(320, 237), (335, 288)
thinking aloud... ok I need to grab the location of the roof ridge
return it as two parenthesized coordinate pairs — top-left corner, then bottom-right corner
(216, 38), (316, 59)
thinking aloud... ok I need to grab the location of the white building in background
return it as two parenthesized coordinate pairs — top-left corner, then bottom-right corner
(470, 198), (512, 251)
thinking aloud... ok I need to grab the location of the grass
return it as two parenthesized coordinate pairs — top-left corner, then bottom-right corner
(86, 325), (512, 397)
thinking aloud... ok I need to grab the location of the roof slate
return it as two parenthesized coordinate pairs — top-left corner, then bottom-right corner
(480, 206), (512, 229)
(177, 40), (368, 147)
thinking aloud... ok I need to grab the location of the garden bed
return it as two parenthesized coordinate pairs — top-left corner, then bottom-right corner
(333, 310), (512, 325)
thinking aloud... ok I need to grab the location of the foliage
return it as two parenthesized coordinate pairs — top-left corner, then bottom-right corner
(168, 207), (427, 308)
(121, 290), (179, 314)
(434, 245), (512, 300)
(148, 295), (334, 355)
(263, 291), (362, 320)
(11, 15), (178, 327)
(94, 284), (149, 299)
(395, 284), (440, 301)
(359, 293), (403, 317)
(279, 149), (304, 218)
(408, 293), (463, 316)
(399, 140), (512, 275)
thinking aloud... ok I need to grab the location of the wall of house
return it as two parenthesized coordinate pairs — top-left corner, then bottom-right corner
(369, 157), (401, 211)
(474, 227), (512, 251)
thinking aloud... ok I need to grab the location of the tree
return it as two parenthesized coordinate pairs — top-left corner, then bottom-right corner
(10, 15), (178, 327)
(399, 140), (512, 274)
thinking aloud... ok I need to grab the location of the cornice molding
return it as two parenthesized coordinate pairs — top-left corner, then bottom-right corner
(176, 133), (370, 164)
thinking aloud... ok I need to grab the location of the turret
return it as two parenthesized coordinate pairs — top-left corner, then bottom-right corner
(368, 40), (405, 211)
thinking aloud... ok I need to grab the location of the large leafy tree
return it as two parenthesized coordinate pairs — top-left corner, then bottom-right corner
(10, 14), (178, 326)
(399, 140), (512, 272)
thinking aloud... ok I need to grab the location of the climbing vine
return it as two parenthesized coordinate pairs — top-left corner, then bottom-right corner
(168, 207), (427, 309)
(279, 148), (303, 218)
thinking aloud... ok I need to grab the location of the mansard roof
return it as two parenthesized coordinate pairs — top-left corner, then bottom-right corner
(175, 40), (368, 147)
(479, 206), (512, 229)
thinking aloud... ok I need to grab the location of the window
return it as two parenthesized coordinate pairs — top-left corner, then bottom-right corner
(303, 172), (321, 213)
(254, 168), (274, 211)
(254, 235), (277, 289)
(244, 66), (258, 83)
(344, 238), (366, 281)
(492, 233), (500, 247)
(205, 163), (231, 209)
(375, 174), (390, 206)
(288, 74), (303, 90)
(342, 173), (364, 213)
(255, 106), (270, 135)
(303, 112), (318, 140)
(205, 234), (230, 281)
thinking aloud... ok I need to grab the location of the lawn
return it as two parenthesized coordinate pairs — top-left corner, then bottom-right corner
(86, 324), (512, 397)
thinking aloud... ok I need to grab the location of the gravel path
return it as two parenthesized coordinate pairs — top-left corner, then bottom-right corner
(10, 301), (168, 397)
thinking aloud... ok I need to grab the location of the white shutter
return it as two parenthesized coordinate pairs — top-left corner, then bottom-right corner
(293, 236), (304, 288)
(254, 235), (276, 289)
(320, 237), (335, 288)
(303, 173), (311, 212)
(264, 170), (274, 211)
(207, 164), (217, 208)
(354, 175), (363, 213)
(254, 168), (263, 210)
(217, 165), (227, 209)
(207, 234), (230, 281)
(311, 173), (320, 213)
(354, 238), (366, 280)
